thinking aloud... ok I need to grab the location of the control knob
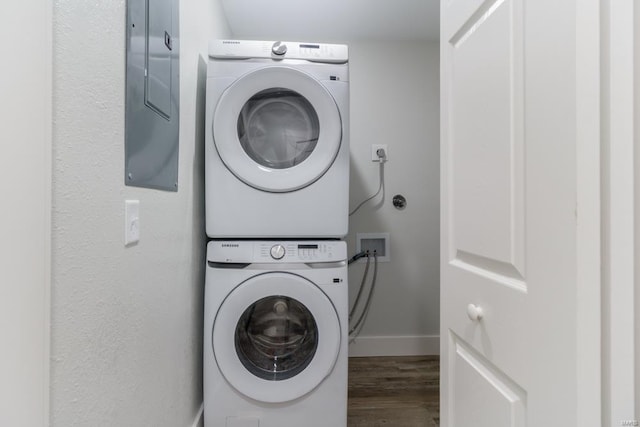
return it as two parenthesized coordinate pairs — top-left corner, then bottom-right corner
(272, 41), (287, 56)
(270, 244), (285, 260)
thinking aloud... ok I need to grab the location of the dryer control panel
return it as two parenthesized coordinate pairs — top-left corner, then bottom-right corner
(208, 240), (347, 264)
(209, 39), (349, 64)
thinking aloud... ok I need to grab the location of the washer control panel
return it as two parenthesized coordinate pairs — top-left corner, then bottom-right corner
(258, 242), (344, 262)
(208, 240), (347, 264)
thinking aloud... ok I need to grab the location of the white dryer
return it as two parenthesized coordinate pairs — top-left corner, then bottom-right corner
(205, 40), (349, 238)
(204, 240), (348, 427)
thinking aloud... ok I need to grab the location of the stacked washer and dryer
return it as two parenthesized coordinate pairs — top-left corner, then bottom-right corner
(204, 40), (350, 427)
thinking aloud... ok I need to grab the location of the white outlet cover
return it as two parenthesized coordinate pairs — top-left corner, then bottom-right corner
(371, 144), (388, 162)
(125, 200), (140, 246)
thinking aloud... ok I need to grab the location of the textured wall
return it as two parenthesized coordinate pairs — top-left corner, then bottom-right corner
(50, 0), (229, 425)
(347, 41), (440, 356)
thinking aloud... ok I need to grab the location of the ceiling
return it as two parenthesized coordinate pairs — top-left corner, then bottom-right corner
(220, 0), (440, 43)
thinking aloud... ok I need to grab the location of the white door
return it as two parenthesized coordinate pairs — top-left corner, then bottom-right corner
(440, 0), (600, 426)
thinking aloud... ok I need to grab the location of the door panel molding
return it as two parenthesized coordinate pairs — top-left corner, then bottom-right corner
(448, 331), (526, 427)
(447, 0), (526, 292)
(451, 251), (526, 293)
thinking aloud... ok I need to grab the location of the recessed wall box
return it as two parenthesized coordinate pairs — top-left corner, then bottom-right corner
(356, 233), (390, 262)
(125, 0), (180, 191)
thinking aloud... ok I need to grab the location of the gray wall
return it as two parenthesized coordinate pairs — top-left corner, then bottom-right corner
(0, 0), (51, 424)
(50, 0), (229, 425)
(347, 41), (440, 356)
(635, 0), (640, 418)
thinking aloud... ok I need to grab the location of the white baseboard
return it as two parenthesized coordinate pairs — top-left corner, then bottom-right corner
(190, 403), (204, 427)
(348, 335), (440, 357)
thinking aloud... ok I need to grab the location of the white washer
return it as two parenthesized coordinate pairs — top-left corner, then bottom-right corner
(204, 240), (348, 427)
(205, 40), (349, 238)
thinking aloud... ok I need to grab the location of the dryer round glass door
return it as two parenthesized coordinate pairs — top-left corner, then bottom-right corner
(237, 88), (319, 170)
(212, 272), (341, 403)
(213, 66), (342, 192)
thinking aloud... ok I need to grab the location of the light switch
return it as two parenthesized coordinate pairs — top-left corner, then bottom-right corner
(125, 200), (140, 245)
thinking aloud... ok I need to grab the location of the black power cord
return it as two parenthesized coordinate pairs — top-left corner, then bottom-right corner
(347, 250), (379, 341)
(348, 250), (368, 265)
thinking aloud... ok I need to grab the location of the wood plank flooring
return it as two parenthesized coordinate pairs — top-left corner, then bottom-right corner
(348, 356), (440, 427)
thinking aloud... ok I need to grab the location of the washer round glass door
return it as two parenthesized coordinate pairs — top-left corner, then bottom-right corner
(212, 272), (341, 403)
(213, 66), (342, 192)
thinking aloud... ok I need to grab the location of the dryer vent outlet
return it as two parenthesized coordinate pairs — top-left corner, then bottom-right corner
(356, 233), (390, 262)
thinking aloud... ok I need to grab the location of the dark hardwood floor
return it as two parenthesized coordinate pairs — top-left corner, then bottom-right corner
(348, 356), (440, 427)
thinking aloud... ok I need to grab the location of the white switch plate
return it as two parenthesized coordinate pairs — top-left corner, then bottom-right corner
(125, 200), (140, 246)
(371, 144), (388, 162)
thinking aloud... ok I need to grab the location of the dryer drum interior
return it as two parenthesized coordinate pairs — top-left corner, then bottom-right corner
(237, 88), (320, 170)
(235, 295), (319, 381)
